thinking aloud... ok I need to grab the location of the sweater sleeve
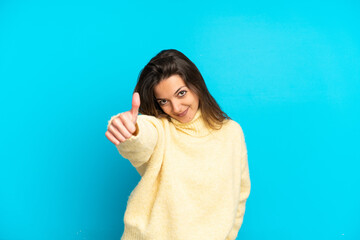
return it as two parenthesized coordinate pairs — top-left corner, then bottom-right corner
(226, 125), (251, 240)
(107, 114), (159, 175)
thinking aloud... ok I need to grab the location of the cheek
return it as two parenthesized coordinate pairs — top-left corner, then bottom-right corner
(161, 106), (171, 113)
(190, 94), (199, 104)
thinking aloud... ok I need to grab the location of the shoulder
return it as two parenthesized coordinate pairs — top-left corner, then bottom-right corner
(137, 114), (168, 129)
(138, 114), (166, 123)
(221, 118), (246, 141)
(222, 118), (244, 134)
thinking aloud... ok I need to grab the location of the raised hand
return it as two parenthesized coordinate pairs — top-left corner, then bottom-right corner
(105, 92), (140, 145)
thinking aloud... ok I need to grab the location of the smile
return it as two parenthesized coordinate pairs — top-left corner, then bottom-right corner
(177, 108), (189, 117)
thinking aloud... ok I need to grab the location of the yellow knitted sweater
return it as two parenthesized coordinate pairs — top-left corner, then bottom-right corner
(107, 109), (251, 240)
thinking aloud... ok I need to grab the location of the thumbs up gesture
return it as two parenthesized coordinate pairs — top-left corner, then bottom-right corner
(105, 92), (141, 145)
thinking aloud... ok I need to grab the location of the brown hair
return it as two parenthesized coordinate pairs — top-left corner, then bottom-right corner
(134, 49), (231, 130)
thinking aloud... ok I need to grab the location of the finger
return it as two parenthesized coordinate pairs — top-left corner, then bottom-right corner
(130, 92), (140, 123)
(105, 130), (122, 145)
(112, 116), (133, 139)
(107, 125), (127, 143)
(120, 112), (137, 134)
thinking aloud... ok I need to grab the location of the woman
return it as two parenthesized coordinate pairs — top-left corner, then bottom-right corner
(105, 49), (251, 240)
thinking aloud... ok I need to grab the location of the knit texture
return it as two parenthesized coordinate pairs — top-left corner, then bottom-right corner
(107, 109), (251, 240)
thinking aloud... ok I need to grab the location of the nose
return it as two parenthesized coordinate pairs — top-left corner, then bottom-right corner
(171, 100), (182, 114)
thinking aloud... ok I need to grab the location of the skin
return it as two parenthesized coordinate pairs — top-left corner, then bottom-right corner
(105, 92), (140, 145)
(154, 74), (199, 123)
(105, 74), (199, 145)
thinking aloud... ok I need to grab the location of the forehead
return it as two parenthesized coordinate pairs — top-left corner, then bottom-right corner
(154, 75), (187, 97)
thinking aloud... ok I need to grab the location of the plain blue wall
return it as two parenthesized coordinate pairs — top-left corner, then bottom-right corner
(1, 0), (359, 239)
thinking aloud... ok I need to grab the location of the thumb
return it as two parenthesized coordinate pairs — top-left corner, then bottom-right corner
(130, 92), (140, 123)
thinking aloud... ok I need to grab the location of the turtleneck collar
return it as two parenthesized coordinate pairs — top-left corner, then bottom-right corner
(169, 109), (212, 137)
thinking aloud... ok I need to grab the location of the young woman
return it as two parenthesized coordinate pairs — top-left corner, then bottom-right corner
(105, 49), (251, 240)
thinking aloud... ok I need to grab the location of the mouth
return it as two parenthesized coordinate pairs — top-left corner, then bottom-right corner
(177, 107), (189, 117)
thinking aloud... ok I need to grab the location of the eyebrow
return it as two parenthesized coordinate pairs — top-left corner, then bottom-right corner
(155, 86), (186, 100)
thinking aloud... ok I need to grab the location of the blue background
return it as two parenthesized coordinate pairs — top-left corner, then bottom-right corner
(1, 0), (359, 239)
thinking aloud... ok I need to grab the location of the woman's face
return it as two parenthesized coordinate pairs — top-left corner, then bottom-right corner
(154, 74), (199, 123)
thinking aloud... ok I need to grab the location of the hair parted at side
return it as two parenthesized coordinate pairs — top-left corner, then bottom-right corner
(134, 49), (231, 130)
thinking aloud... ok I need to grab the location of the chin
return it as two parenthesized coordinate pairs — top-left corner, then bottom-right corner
(182, 112), (196, 123)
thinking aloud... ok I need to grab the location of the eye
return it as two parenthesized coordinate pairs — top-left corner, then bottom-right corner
(158, 99), (167, 106)
(179, 90), (187, 97)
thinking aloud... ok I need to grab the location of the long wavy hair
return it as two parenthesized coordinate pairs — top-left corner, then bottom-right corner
(134, 49), (231, 130)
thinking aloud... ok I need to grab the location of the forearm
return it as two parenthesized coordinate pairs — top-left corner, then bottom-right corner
(113, 115), (159, 168)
